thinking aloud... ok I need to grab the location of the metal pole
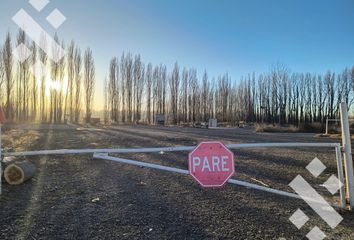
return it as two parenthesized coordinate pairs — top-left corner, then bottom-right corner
(4, 142), (341, 157)
(340, 102), (354, 208)
(94, 153), (344, 209)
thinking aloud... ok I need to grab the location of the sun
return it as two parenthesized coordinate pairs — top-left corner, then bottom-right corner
(44, 74), (69, 97)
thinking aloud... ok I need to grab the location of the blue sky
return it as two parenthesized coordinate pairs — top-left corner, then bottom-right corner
(1, 0), (354, 108)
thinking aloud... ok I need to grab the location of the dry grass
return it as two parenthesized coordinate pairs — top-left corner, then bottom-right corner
(255, 124), (299, 133)
(255, 122), (334, 133)
(314, 133), (354, 139)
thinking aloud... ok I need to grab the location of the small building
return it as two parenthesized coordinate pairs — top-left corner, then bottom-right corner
(208, 118), (218, 128)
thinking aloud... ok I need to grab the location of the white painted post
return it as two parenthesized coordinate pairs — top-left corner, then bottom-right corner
(340, 102), (354, 208)
(335, 145), (347, 208)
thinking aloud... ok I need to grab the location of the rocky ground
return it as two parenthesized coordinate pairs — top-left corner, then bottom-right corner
(0, 124), (353, 239)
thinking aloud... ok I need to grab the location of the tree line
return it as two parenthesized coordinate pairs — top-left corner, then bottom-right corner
(105, 53), (354, 126)
(1, 31), (352, 126)
(0, 31), (95, 123)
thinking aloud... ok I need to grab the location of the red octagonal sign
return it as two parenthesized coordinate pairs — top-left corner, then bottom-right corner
(189, 141), (235, 187)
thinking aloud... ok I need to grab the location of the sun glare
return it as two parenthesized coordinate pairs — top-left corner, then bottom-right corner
(45, 74), (69, 97)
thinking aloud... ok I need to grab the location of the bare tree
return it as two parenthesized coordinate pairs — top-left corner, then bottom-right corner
(133, 55), (144, 123)
(201, 71), (209, 121)
(124, 53), (133, 123)
(324, 71), (335, 120)
(65, 41), (75, 122)
(49, 34), (61, 122)
(108, 57), (119, 122)
(189, 68), (198, 122)
(0, 45), (4, 104)
(169, 62), (180, 124)
(340, 68), (353, 110)
(160, 64), (167, 115)
(57, 40), (66, 122)
(103, 77), (109, 124)
(218, 74), (230, 122)
(120, 53), (126, 123)
(317, 75), (326, 123)
(39, 33), (48, 122)
(16, 30), (31, 121)
(83, 48), (95, 123)
(74, 47), (82, 123)
(152, 65), (159, 123)
(181, 68), (188, 122)
(272, 64), (289, 124)
(146, 63), (153, 123)
(30, 41), (37, 121)
(3, 32), (13, 119)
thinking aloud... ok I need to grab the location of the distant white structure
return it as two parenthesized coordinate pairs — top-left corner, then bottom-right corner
(208, 118), (218, 128)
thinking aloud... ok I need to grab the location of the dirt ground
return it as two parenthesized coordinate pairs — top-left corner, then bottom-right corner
(0, 124), (354, 240)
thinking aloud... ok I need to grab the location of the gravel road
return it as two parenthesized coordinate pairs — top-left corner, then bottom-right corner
(0, 124), (353, 239)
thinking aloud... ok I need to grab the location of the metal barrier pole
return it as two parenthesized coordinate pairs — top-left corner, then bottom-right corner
(4, 142), (341, 157)
(93, 153), (344, 209)
(340, 102), (354, 208)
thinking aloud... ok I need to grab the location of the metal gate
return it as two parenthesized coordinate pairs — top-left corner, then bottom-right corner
(2, 142), (348, 209)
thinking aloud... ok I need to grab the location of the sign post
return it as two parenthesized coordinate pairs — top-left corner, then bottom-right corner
(189, 141), (235, 187)
(0, 106), (6, 195)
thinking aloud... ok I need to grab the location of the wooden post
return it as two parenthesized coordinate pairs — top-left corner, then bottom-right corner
(340, 102), (354, 209)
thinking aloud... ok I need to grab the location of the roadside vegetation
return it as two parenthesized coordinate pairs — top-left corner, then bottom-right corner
(255, 122), (340, 133)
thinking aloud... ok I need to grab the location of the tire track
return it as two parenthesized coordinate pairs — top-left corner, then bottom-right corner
(16, 125), (53, 240)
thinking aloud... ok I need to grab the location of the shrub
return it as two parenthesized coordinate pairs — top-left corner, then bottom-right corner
(255, 124), (299, 133)
(298, 123), (326, 133)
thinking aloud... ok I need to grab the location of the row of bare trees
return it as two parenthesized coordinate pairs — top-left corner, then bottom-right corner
(105, 54), (354, 126)
(0, 31), (95, 123)
(2, 30), (351, 125)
